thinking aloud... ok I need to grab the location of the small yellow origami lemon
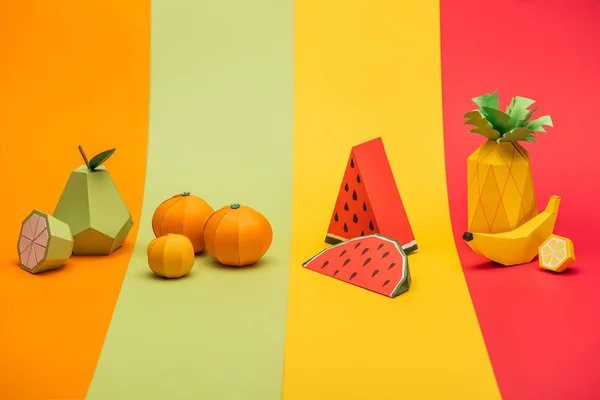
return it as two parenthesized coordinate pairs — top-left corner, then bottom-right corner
(538, 234), (575, 273)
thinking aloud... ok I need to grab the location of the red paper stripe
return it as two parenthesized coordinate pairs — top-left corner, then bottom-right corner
(441, 0), (600, 398)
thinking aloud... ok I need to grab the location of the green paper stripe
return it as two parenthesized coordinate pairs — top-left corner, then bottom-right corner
(86, 0), (293, 398)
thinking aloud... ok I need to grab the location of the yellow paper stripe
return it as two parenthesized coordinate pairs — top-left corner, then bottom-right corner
(282, 1), (502, 398)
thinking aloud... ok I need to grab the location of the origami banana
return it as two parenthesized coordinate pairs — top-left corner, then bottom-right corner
(462, 195), (561, 266)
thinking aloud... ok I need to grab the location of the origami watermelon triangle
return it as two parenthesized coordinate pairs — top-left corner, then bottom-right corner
(325, 137), (417, 254)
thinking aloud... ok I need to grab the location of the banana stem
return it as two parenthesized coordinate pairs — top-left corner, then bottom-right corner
(545, 196), (561, 215)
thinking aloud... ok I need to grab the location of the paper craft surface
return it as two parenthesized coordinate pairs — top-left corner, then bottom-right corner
(303, 234), (411, 298)
(17, 209), (74, 274)
(463, 196), (560, 266)
(326, 137), (417, 254)
(53, 147), (133, 255)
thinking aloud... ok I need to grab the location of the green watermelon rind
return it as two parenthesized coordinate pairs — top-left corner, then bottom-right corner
(325, 233), (418, 254)
(302, 233), (411, 298)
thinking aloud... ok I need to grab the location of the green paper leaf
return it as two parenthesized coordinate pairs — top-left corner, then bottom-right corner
(88, 148), (116, 170)
(519, 106), (539, 127)
(507, 96), (536, 127)
(505, 98), (514, 114)
(524, 136), (536, 142)
(481, 107), (512, 134)
(497, 127), (534, 142)
(463, 110), (482, 119)
(464, 110), (493, 130)
(471, 127), (501, 141)
(464, 109), (500, 140)
(472, 91), (499, 110)
(526, 115), (553, 133)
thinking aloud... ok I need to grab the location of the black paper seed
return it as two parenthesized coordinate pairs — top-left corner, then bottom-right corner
(377, 243), (384, 250)
(343, 258), (351, 266)
(344, 183), (349, 192)
(339, 249), (347, 257)
(353, 214), (358, 223)
(372, 270), (379, 278)
(360, 231), (364, 236)
(382, 251), (390, 259)
(343, 223), (348, 233)
(357, 174), (361, 183)
(344, 202), (349, 211)
(350, 272), (357, 280)
(350, 159), (355, 168)
(382, 280), (390, 287)
(334, 270), (339, 276)
(361, 248), (369, 255)
(321, 261), (329, 269)
(362, 257), (371, 267)
(388, 262), (396, 270)
(354, 241), (361, 249)
(369, 221), (375, 230)
(334, 213), (339, 222)
(352, 190), (358, 201)
(362, 202), (367, 212)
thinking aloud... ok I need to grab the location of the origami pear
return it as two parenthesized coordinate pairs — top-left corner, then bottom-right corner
(53, 146), (133, 255)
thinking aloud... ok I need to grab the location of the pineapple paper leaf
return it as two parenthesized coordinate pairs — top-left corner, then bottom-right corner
(519, 106), (539, 127)
(497, 127), (534, 142)
(472, 91), (500, 110)
(524, 135), (536, 142)
(464, 110), (493, 129)
(507, 96), (536, 127)
(481, 107), (513, 134)
(463, 110), (482, 120)
(471, 127), (501, 141)
(88, 148), (116, 170)
(526, 115), (553, 133)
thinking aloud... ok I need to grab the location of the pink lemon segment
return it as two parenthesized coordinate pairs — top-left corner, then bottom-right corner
(17, 210), (74, 274)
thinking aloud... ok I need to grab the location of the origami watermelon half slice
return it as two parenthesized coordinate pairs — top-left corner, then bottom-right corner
(303, 234), (411, 298)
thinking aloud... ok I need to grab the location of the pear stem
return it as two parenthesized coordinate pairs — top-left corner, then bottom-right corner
(78, 145), (91, 170)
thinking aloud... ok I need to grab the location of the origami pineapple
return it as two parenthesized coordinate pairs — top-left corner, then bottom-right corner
(464, 91), (553, 233)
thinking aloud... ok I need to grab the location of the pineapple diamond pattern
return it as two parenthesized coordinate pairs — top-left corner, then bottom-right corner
(467, 141), (539, 233)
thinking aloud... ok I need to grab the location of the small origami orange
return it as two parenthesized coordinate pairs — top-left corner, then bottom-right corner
(147, 234), (195, 278)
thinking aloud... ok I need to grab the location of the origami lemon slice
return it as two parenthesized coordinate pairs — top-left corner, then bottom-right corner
(539, 234), (575, 273)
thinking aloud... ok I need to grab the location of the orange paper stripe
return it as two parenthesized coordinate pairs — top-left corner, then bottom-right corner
(0, 1), (149, 398)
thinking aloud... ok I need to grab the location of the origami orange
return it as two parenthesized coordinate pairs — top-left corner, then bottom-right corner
(147, 234), (195, 278)
(152, 192), (214, 253)
(203, 203), (273, 266)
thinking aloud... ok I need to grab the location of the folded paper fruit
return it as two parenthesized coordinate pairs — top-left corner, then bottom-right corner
(17, 209), (74, 274)
(464, 91), (553, 234)
(152, 192), (214, 253)
(303, 234), (411, 298)
(462, 195), (560, 266)
(147, 234), (195, 278)
(538, 234), (575, 273)
(326, 137), (417, 254)
(53, 146), (133, 255)
(203, 203), (273, 267)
